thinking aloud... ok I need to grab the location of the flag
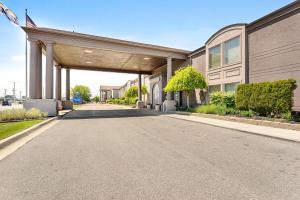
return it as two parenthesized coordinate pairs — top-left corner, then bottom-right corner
(0, 2), (5, 15)
(4, 8), (19, 26)
(26, 14), (37, 28)
(0, 2), (19, 26)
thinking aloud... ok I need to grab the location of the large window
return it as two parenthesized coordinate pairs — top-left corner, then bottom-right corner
(224, 36), (241, 65)
(209, 45), (221, 69)
(208, 84), (221, 93)
(225, 82), (239, 93)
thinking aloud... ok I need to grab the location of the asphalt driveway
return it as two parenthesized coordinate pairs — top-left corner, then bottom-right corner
(0, 104), (299, 200)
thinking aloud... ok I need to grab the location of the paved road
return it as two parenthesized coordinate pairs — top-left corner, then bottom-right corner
(0, 104), (300, 200)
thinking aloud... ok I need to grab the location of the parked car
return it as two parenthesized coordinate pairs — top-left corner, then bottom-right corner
(2, 100), (12, 106)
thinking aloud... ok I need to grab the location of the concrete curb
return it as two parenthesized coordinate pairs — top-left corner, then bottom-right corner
(0, 117), (57, 150)
(163, 113), (300, 143)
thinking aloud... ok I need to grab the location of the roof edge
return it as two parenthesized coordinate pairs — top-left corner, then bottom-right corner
(188, 46), (205, 57)
(247, 1), (300, 32)
(22, 26), (191, 55)
(205, 23), (247, 45)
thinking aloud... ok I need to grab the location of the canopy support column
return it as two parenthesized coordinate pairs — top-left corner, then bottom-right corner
(66, 69), (70, 100)
(56, 66), (61, 101)
(162, 57), (176, 112)
(136, 73), (144, 109)
(45, 42), (54, 99)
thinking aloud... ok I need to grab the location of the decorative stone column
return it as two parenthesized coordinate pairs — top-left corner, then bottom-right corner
(136, 73), (144, 109)
(66, 69), (70, 100)
(56, 66), (62, 101)
(138, 73), (142, 101)
(24, 40), (57, 117)
(36, 44), (42, 99)
(162, 57), (176, 112)
(62, 68), (73, 110)
(29, 40), (38, 99)
(166, 57), (172, 101)
(45, 42), (54, 99)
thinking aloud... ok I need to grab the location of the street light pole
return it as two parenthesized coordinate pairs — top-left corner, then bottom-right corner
(4, 89), (7, 101)
(9, 81), (19, 102)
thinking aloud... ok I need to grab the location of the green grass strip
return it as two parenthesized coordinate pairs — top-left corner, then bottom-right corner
(0, 120), (43, 140)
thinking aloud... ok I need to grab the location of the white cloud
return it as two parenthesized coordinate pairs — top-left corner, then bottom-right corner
(11, 55), (25, 62)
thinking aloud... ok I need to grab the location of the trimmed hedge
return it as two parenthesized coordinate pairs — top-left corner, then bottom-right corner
(107, 97), (137, 105)
(236, 79), (297, 116)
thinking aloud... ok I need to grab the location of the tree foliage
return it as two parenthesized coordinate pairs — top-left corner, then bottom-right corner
(125, 85), (148, 98)
(71, 85), (91, 102)
(164, 65), (207, 92)
(93, 96), (100, 103)
(163, 65), (207, 108)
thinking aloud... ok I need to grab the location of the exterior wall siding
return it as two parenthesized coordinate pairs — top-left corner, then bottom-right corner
(190, 51), (206, 106)
(248, 12), (300, 111)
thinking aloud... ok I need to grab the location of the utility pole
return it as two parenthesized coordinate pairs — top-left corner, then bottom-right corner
(9, 81), (19, 102)
(4, 89), (7, 101)
(20, 91), (22, 101)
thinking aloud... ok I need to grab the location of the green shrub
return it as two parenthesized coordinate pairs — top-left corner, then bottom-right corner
(282, 112), (292, 121)
(0, 108), (47, 122)
(106, 97), (137, 105)
(215, 105), (227, 116)
(239, 110), (255, 118)
(194, 104), (217, 114)
(210, 91), (235, 108)
(226, 107), (237, 115)
(236, 79), (297, 116)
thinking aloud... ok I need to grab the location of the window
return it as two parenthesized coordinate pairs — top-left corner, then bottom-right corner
(208, 85), (221, 93)
(225, 82), (239, 93)
(209, 45), (221, 69)
(224, 36), (241, 65)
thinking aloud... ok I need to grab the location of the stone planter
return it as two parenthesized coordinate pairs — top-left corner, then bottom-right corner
(146, 104), (151, 109)
(155, 104), (161, 111)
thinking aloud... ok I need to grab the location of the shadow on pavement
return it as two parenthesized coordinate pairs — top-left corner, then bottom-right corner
(61, 109), (164, 120)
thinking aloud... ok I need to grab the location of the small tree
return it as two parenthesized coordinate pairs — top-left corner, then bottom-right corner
(71, 85), (91, 102)
(93, 96), (100, 103)
(164, 65), (207, 108)
(125, 85), (148, 98)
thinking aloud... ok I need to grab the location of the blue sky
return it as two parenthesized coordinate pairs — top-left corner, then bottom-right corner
(0, 0), (294, 97)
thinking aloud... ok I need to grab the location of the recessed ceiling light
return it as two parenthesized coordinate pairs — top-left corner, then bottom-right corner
(86, 61), (92, 64)
(144, 57), (150, 60)
(84, 50), (93, 53)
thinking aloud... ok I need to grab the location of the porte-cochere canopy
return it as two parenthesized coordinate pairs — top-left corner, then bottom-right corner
(23, 27), (190, 74)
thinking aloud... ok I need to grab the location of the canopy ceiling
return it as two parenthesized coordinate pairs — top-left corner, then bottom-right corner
(23, 27), (191, 74)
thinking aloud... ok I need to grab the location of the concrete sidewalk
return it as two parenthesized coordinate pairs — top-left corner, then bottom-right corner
(164, 114), (300, 142)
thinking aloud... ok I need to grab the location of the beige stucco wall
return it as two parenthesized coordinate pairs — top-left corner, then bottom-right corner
(206, 25), (246, 90)
(248, 12), (300, 111)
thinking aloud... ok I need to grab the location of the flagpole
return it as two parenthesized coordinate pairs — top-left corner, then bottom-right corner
(25, 9), (28, 98)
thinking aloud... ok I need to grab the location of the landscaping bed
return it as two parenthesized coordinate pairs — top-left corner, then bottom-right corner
(175, 111), (300, 131)
(0, 108), (48, 140)
(0, 120), (43, 140)
(174, 79), (300, 131)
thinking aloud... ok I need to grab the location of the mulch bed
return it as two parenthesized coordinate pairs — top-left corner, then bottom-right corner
(176, 111), (300, 131)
